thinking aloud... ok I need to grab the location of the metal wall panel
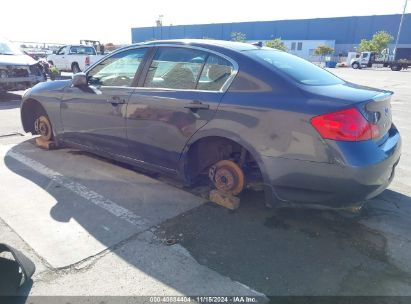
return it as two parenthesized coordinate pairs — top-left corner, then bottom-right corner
(131, 14), (411, 44)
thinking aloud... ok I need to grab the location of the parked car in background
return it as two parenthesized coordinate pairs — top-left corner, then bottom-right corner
(0, 37), (46, 93)
(20, 40), (401, 208)
(46, 45), (104, 73)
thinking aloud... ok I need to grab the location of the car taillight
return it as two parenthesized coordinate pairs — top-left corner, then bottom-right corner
(311, 107), (380, 141)
(85, 56), (90, 65)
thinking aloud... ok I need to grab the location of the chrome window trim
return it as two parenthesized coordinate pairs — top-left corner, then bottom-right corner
(84, 43), (239, 93)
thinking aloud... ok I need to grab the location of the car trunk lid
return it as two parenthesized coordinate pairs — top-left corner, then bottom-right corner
(302, 82), (394, 141)
(300, 82), (390, 104)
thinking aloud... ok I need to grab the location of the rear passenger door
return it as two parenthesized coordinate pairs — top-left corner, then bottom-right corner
(126, 46), (235, 171)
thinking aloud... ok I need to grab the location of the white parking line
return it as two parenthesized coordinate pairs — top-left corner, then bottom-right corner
(1, 144), (204, 267)
(7, 150), (148, 228)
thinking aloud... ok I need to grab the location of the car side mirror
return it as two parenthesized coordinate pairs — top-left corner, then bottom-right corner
(72, 73), (88, 87)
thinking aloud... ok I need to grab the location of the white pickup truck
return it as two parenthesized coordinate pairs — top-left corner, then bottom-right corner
(46, 45), (104, 73)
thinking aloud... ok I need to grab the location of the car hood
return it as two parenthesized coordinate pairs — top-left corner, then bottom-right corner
(0, 54), (37, 66)
(301, 82), (392, 104)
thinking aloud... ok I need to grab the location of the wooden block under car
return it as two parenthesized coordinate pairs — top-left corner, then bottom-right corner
(35, 137), (57, 150)
(209, 190), (240, 210)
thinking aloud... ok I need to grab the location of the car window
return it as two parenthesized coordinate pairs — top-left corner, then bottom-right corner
(248, 49), (344, 86)
(197, 54), (233, 91)
(88, 48), (147, 87)
(57, 46), (66, 55)
(144, 47), (207, 90)
(70, 46), (96, 55)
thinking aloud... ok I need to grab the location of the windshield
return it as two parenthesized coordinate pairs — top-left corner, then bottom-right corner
(247, 49), (344, 86)
(0, 38), (23, 55)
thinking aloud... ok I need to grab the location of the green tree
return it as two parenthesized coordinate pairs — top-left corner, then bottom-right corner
(265, 38), (287, 51)
(358, 31), (393, 53)
(314, 45), (334, 56)
(230, 32), (246, 42)
(314, 45), (334, 64)
(358, 39), (376, 52)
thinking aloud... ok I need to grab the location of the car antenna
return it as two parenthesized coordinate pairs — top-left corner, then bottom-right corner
(252, 41), (263, 48)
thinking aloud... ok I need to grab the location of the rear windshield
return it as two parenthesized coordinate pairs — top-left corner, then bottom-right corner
(70, 46), (96, 55)
(247, 49), (344, 86)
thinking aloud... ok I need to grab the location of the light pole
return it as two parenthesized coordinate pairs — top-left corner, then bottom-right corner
(158, 15), (164, 40)
(394, 0), (408, 56)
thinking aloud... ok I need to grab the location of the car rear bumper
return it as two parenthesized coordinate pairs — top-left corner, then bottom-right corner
(261, 127), (401, 208)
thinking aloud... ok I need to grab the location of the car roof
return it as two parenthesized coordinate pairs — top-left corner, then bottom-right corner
(137, 39), (262, 52)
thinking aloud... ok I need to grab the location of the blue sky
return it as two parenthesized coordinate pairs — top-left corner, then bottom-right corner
(2, 0), (409, 44)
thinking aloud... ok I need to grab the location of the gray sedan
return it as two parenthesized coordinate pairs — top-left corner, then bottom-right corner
(20, 40), (401, 208)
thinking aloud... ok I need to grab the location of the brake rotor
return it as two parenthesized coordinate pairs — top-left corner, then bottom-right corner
(209, 160), (245, 195)
(34, 115), (53, 141)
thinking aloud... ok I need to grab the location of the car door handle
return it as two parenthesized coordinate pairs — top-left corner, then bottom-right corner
(184, 101), (210, 110)
(107, 96), (126, 105)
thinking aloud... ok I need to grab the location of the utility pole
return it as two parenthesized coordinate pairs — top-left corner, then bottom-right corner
(157, 15), (164, 40)
(394, 0), (408, 55)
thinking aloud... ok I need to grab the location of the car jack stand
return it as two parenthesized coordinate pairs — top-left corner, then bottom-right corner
(209, 189), (240, 210)
(35, 137), (57, 150)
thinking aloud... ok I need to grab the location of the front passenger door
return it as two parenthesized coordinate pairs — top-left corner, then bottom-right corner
(61, 47), (149, 156)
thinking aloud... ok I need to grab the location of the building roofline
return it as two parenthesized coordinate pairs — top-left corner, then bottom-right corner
(132, 13), (411, 30)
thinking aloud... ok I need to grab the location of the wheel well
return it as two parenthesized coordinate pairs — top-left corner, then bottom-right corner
(21, 99), (46, 133)
(185, 136), (261, 183)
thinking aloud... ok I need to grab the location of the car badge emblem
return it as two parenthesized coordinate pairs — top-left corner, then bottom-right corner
(384, 107), (389, 116)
